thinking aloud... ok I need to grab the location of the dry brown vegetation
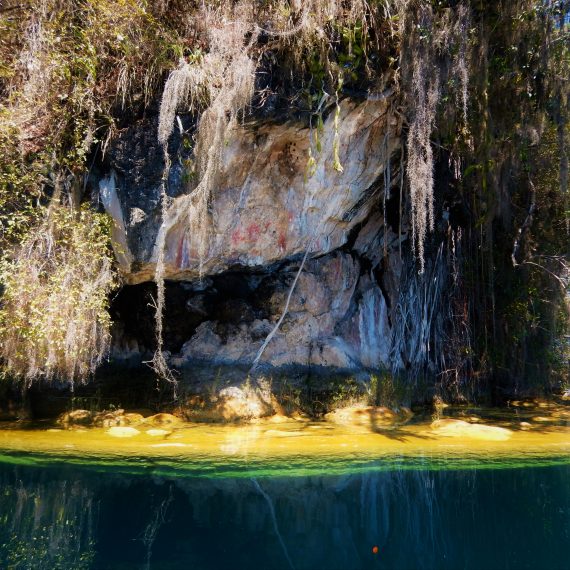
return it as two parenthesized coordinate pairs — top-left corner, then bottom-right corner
(0, 203), (116, 384)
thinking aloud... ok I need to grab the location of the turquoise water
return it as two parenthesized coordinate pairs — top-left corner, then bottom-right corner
(0, 458), (568, 569)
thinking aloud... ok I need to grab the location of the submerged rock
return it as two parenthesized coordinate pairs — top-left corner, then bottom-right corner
(145, 429), (171, 437)
(430, 419), (513, 441)
(106, 426), (140, 437)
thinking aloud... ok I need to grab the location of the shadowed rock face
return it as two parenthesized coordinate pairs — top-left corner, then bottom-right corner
(102, 96), (408, 373)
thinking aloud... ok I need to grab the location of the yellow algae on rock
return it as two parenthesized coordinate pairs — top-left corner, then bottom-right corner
(266, 414), (292, 424)
(264, 430), (307, 438)
(106, 426), (140, 437)
(146, 429), (171, 437)
(326, 406), (393, 426)
(430, 419), (512, 441)
(325, 406), (411, 428)
(0, 413), (568, 463)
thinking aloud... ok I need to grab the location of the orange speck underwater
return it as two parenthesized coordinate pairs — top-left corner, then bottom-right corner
(372, 546), (379, 554)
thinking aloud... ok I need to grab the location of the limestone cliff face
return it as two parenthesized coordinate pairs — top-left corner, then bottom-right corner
(101, 95), (410, 373)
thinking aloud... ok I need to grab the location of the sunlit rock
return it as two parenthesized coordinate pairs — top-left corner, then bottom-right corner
(106, 426), (140, 437)
(218, 386), (272, 421)
(68, 409), (145, 428)
(551, 409), (570, 420)
(325, 405), (412, 428)
(430, 419), (512, 441)
(266, 413), (293, 424)
(123, 412), (145, 425)
(93, 409), (125, 427)
(57, 409), (93, 427)
(144, 413), (184, 427)
(178, 252), (373, 369)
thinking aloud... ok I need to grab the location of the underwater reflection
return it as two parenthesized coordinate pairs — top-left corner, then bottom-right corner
(0, 463), (568, 569)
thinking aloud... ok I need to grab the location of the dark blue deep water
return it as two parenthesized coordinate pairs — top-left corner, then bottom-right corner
(0, 461), (568, 570)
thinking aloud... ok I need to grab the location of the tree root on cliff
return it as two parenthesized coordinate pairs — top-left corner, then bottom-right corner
(249, 246), (312, 373)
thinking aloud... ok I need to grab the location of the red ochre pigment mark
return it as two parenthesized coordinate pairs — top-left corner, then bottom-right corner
(232, 223), (265, 246)
(278, 232), (287, 252)
(231, 228), (244, 245)
(175, 235), (185, 268)
(264, 221), (271, 231)
(246, 222), (261, 242)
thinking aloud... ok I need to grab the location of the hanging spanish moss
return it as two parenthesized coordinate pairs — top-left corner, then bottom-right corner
(0, 0), (567, 402)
